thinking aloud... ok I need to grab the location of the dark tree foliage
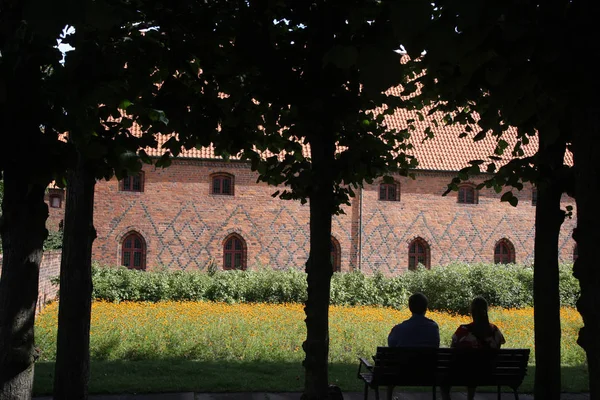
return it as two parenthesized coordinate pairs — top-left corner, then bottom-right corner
(0, 0), (71, 396)
(46, 2), (189, 398)
(143, 2), (421, 398)
(388, 0), (596, 397)
(211, 4), (418, 399)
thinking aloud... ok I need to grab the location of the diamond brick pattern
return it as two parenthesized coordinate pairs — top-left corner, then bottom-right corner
(90, 160), (576, 274)
(358, 173), (576, 274)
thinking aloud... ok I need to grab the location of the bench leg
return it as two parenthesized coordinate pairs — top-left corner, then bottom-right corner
(432, 385), (436, 400)
(497, 385), (501, 400)
(513, 388), (519, 400)
(363, 383), (369, 400)
(374, 386), (380, 400)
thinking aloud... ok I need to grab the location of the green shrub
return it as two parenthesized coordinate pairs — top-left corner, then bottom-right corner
(43, 230), (63, 251)
(421, 265), (474, 314)
(558, 263), (579, 307)
(467, 263), (534, 309)
(331, 271), (377, 306)
(89, 262), (580, 313)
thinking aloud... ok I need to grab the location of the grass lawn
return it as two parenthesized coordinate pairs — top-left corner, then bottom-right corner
(33, 301), (588, 395)
(33, 361), (589, 395)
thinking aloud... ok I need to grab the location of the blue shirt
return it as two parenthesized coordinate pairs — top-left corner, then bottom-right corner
(387, 314), (440, 348)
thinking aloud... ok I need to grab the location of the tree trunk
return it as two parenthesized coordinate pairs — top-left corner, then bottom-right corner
(302, 135), (335, 400)
(0, 168), (48, 400)
(572, 106), (600, 399)
(533, 137), (566, 400)
(53, 152), (96, 400)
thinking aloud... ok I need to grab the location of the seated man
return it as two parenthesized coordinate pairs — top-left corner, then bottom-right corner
(386, 292), (440, 400)
(388, 292), (440, 348)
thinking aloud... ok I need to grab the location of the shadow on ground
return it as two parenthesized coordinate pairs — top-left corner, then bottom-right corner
(33, 360), (589, 396)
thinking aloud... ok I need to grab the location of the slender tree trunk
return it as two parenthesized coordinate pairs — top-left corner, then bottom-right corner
(0, 168), (48, 399)
(53, 152), (96, 400)
(572, 106), (600, 399)
(533, 137), (566, 400)
(302, 135), (335, 400)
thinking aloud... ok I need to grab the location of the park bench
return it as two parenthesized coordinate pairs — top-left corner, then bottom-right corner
(358, 346), (530, 400)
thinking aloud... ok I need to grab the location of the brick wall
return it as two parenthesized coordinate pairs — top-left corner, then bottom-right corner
(45, 188), (65, 232)
(92, 159), (577, 273)
(93, 160), (352, 271)
(0, 250), (61, 313)
(37, 251), (61, 311)
(359, 172), (576, 275)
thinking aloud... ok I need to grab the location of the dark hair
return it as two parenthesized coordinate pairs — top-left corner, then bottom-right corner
(470, 296), (493, 342)
(408, 292), (428, 315)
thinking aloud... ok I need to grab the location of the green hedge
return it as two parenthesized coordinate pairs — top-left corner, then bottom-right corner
(89, 262), (580, 313)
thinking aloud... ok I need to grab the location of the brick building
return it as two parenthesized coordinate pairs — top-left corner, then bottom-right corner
(0, 251), (61, 313)
(46, 110), (577, 275)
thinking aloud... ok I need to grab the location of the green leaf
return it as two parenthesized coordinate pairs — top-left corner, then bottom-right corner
(501, 191), (514, 202)
(473, 131), (487, 141)
(155, 154), (172, 169)
(148, 109), (169, 125)
(83, 141), (108, 159)
(501, 191), (519, 207)
(119, 99), (133, 110)
(139, 149), (152, 164)
(86, 0), (124, 32)
(359, 46), (403, 97)
(323, 45), (358, 69)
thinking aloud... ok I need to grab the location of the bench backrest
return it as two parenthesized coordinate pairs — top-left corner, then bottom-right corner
(371, 347), (530, 387)
(372, 347), (439, 386)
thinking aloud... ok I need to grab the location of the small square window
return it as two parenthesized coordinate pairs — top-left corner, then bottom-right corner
(379, 183), (398, 201)
(458, 185), (477, 204)
(120, 173), (144, 192)
(49, 195), (62, 208)
(532, 188), (538, 206)
(212, 174), (234, 195)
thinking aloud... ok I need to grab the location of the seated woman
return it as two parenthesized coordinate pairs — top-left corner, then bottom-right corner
(441, 296), (506, 400)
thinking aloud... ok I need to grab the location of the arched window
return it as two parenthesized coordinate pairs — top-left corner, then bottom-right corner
(532, 187), (538, 206)
(573, 244), (578, 262)
(494, 239), (515, 264)
(408, 238), (430, 270)
(122, 232), (146, 270)
(212, 173), (234, 195)
(223, 234), (246, 270)
(330, 236), (341, 272)
(379, 182), (399, 201)
(458, 184), (477, 204)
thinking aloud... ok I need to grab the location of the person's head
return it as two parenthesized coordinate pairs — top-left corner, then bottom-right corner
(408, 292), (428, 315)
(470, 296), (489, 324)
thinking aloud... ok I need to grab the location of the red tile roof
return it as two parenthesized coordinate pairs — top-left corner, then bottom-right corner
(138, 104), (572, 172)
(385, 107), (536, 171)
